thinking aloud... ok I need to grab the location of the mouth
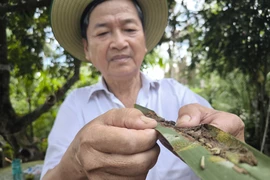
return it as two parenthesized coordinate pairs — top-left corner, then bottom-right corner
(110, 55), (131, 61)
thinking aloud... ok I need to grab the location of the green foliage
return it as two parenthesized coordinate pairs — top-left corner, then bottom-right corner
(10, 68), (66, 115)
(191, 0), (270, 79)
(141, 50), (165, 70)
(175, 0), (270, 152)
(3, 143), (14, 160)
(25, 174), (35, 180)
(7, 7), (49, 77)
(32, 109), (58, 139)
(75, 62), (100, 88)
(8, 61), (100, 153)
(3, 2), (100, 157)
(189, 70), (259, 142)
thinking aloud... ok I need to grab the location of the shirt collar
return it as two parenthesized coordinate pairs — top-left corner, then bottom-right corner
(87, 72), (160, 100)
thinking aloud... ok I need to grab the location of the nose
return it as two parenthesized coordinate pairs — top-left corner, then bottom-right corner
(110, 30), (128, 50)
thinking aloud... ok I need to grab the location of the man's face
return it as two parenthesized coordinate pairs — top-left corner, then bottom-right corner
(83, 0), (147, 80)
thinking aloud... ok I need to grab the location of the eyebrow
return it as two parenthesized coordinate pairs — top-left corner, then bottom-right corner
(94, 18), (140, 29)
(121, 18), (139, 26)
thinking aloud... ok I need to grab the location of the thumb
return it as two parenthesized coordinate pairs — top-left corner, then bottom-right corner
(176, 104), (210, 127)
(103, 108), (157, 130)
(176, 114), (193, 127)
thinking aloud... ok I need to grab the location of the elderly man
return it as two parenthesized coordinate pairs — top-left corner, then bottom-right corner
(41, 0), (245, 179)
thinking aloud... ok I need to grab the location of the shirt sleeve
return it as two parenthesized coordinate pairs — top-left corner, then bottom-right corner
(181, 87), (212, 108)
(40, 90), (83, 179)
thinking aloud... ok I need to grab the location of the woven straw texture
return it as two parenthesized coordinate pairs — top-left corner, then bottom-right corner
(50, 0), (168, 61)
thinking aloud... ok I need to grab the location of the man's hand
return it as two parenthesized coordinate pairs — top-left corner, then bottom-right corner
(176, 103), (245, 141)
(66, 108), (159, 180)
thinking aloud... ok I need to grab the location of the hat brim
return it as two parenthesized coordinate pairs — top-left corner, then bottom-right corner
(50, 0), (168, 61)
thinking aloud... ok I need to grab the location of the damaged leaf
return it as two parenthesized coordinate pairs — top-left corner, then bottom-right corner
(135, 104), (270, 180)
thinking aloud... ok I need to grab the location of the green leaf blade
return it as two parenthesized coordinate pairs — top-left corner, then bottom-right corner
(135, 104), (270, 180)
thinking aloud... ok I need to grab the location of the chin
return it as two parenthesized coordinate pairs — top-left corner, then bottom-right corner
(109, 69), (140, 79)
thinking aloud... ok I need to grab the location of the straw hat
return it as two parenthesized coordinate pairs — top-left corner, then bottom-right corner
(50, 0), (168, 61)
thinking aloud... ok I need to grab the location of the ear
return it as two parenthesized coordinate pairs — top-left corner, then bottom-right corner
(82, 39), (91, 62)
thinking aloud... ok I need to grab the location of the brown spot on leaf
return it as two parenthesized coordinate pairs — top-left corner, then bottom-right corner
(144, 111), (258, 167)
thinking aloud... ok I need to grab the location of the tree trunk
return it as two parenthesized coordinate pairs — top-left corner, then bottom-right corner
(0, 0), (18, 141)
(0, 0), (80, 157)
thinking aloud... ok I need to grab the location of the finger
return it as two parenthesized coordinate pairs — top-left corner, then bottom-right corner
(83, 108), (158, 154)
(101, 108), (157, 129)
(87, 172), (146, 180)
(84, 144), (160, 177)
(207, 112), (245, 141)
(176, 103), (210, 127)
(87, 125), (158, 154)
(176, 103), (245, 141)
(104, 144), (159, 176)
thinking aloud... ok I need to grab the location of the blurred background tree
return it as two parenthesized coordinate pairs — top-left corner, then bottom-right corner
(165, 0), (270, 154)
(0, 0), (269, 168)
(0, 0), (99, 164)
(192, 0), (270, 154)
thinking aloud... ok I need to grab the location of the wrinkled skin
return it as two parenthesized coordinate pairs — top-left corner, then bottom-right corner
(71, 108), (159, 179)
(44, 108), (159, 180)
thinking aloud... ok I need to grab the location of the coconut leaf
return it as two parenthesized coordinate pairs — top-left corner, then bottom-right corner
(135, 104), (270, 180)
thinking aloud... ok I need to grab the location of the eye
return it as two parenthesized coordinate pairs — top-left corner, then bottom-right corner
(97, 32), (108, 36)
(125, 29), (136, 32)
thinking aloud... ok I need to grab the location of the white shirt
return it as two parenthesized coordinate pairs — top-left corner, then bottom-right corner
(41, 73), (211, 179)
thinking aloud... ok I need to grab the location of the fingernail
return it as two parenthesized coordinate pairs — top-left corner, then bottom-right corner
(176, 115), (191, 126)
(141, 116), (155, 124)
